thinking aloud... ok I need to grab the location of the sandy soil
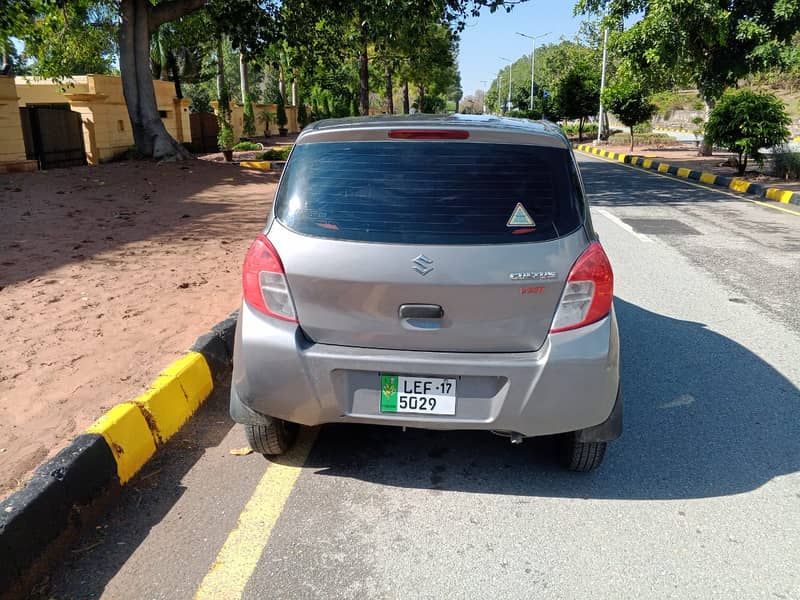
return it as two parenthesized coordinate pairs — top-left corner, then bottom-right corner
(0, 159), (279, 497)
(585, 138), (800, 193)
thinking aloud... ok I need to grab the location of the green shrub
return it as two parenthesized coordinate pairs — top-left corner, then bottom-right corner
(705, 89), (791, 175)
(217, 124), (234, 151)
(233, 141), (262, 151)
(276, 96), (288, 129)
(242, 95), (256, 137)
(773, 146), (800, 179)
(257, 146), (292, 161)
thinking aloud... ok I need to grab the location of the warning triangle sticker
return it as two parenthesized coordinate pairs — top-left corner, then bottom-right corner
(506, 202), (536, 227)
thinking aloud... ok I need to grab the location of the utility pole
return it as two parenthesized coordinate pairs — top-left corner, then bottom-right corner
(597, 15), (609, 143)
(480, 80), (488, 114)
(516, 32), (550, 117)
(499, 57), (512, 114)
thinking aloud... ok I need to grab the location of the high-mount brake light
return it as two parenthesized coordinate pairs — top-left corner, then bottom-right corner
(388, 129), (470, 140)
(550, 242), (614, 333)
(242, 234), (298, 323)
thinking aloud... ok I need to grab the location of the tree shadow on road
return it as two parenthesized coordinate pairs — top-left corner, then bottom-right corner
(305, 297), (800, 500)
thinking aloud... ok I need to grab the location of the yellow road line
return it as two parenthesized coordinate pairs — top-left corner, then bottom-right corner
(578, 150), (800, 217)
(194, 428), (318, 600)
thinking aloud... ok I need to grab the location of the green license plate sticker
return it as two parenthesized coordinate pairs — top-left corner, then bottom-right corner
(380, 374), (457, 415)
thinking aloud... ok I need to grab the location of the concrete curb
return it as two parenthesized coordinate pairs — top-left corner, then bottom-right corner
(576, 144), (800, 207)
(239, 160), (286, 171)
(0, 311), (239, 596)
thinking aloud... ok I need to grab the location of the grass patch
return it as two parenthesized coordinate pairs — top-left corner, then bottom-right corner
(609, 132), (675, 146)
(257, 146), (292, 161)
(233, 141), (263, 151)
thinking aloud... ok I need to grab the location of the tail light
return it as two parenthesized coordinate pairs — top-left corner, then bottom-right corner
(242, 234), (297, 323)
(550, 242), (613, 333)
(388, 129), (469, 140)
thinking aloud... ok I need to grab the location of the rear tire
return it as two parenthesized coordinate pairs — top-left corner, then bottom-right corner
(245, 419), (299, 456)
(559, 432), (607, 472)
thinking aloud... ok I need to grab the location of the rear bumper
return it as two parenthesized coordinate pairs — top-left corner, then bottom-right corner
(231, 302), (621, 438)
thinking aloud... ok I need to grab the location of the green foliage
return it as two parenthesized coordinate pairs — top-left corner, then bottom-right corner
(603, 77), (657, 150)
(577, 0), (800, 103)
(297, 101), (308, 127)
(705, 89), (791, 174)
(233, 141), (262, 151)
(16, 0), (117, 77)
(258, 146), (292, 160)
(217, 124), (235, 151)
(242, 94), (257, 137)
(187, 87), (213, 113)
(772, 147), (800, 179)
(275, 95), (288, 128)
(603, 80), (656, 127)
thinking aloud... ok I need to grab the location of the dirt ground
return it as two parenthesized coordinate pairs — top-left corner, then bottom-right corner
(0, 159), (279, 497)
(589, 139), (800, 193)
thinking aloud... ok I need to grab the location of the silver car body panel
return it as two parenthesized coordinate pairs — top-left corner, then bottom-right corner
(232, 115), (620, 437)
(231, 301), (619, 437)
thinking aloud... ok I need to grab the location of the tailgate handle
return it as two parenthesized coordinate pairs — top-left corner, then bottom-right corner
(399, 304), (443, 319)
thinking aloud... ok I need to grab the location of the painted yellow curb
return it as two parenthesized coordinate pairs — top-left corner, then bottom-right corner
(87, 352), (214, 483)
(677, 167), (692, 179)
(700, 172), (717, 184)
(240, 161), (273, 170)
(765, 188), (795, 204)
(88, 403), (157, 484)
(729, 179), (752, 193)
(657, 163), (670, 173)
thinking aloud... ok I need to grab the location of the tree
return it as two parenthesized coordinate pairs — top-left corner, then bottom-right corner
(603, 78), (656, 151)
(11, 0), (278, 160)
(705, 90), (791, 175)
(556, 65), (600, 141)
(21, 0), (118, 77)
(576, 0), (800, 154)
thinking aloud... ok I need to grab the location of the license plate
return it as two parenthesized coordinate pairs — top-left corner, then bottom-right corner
(380, 375), (456, 415)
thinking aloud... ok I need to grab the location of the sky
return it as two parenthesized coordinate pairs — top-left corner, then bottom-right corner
(458, 1), (591, 97)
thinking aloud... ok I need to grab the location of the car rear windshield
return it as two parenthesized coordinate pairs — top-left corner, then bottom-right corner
(273, 140), (583, 244)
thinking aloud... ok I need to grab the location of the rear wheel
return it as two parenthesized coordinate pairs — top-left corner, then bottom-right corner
(245, 419), (299, 456)
(559, 432), (607, 472)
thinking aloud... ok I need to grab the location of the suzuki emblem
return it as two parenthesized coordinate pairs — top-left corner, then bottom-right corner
(412, 254), (434, 276)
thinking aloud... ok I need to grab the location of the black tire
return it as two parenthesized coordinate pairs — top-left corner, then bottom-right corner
(245, 419), (299, 456)
(559, 432), (607, 472)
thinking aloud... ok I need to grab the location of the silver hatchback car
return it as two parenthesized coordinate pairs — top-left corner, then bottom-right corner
(230, 115), (621, 471)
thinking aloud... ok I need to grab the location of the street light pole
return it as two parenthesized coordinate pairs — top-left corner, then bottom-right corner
(516, 32), (550, 118)
(597, 17), (609, 143)
(499, 57), (512, 114)
(480, 80), (488, 114)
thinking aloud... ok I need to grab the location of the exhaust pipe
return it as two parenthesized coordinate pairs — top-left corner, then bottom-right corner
(491, 430), (525, 445)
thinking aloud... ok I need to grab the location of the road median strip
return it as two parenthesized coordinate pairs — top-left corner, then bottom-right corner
(0, 311), (238, 596)
(576, 143), (800, 207)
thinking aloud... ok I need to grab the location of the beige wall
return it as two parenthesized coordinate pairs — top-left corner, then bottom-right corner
(0, 76), (36, 171)
(213, 101), (303, 142)
(12, 75), (190, 165)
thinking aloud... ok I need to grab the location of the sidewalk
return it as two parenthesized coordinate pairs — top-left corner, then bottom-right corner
(583, 140), (800, 194)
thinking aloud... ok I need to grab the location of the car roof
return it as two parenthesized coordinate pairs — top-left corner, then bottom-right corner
(297, 114), (569, 148)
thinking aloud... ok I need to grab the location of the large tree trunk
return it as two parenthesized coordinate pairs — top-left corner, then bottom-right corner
(629, 125), (634, 152)
(402, 81), (410, 114)
(119, 0), (197, 160)
(358, 31), (369, 116)
(699, 98), (715, 156)
(417, 84), (425, 113)
(384, 64), (394, 115)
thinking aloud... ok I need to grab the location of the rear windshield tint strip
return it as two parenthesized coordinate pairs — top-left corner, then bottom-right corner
(274, 141), (582, 244)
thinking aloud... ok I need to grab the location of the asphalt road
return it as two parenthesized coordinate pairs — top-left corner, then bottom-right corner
(41, 154), (800, 600)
